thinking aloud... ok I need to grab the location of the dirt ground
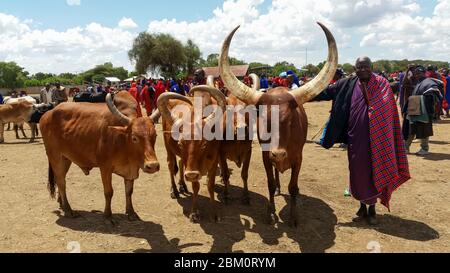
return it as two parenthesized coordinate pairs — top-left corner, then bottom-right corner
(0, 101), (448, 253)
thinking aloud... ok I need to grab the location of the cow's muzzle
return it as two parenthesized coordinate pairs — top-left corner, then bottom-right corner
(270, 149), (287, 163)
(143, 161), (160, 174)
(185, 171), (201, 182)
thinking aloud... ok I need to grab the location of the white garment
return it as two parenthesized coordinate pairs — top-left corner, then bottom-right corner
(290, 83), (299, 90)
(42, 88), (52, 104)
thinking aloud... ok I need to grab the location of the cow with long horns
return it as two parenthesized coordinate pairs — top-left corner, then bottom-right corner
(40, 92), (160, 224)
(157, 87), (227, 223)
(204, 75), (257, 205)
(219, 22), (338, 227)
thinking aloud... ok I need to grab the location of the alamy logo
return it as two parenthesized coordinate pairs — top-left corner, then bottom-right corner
(167, 97), (280, 152)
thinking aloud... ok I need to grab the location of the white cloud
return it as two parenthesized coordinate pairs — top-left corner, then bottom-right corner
(0, 0), (448, 74)
(118, 17), (138, 29)
(66, 0), (81, 6)
(0, 14), (135, 74)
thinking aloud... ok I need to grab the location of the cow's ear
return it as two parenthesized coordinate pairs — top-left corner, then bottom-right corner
(108, 126), (127, 135)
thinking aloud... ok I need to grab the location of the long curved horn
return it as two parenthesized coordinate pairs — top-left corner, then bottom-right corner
(219, 26), (262, 105)
(207, 75), (215, 87)
(290, 22), (338, 105)
(150, 109), (161, 123)
(157, 93), (193, 126)
(106, 93), (131, 126)
(190, 85), (227, 113)
(249, 73), (260, 91)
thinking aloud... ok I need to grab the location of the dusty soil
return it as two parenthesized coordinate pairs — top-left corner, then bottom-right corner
(0, 101), (448, 253)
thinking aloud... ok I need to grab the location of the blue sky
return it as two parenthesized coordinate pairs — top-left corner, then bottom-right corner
(0, 0), (447, 74)
(0, 0), (270, 31)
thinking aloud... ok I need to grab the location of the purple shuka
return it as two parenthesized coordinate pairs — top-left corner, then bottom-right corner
(347, 82), (380, 205)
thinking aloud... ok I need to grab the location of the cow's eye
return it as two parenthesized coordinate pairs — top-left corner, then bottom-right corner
(132, 136), (139, 143)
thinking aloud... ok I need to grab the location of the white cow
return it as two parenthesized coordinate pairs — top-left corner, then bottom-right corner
(2, 96), (39, 142)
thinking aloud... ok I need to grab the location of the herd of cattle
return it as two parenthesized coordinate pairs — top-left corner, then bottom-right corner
(0, 23), (338, 228)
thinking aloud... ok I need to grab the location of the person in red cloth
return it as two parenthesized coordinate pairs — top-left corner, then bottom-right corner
(128, 82), (143, 117)
(155, 79), (166, 103)
(140, 81), (154, 117)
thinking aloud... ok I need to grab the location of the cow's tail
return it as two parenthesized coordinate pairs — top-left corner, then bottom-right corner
(48, 163), (56, 199)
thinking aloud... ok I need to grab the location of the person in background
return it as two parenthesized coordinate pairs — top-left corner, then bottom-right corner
(0, 93), (4, 104)
(52, 82), (68, 105)
(444, 69), (450, 117)
(260, 74), (269, 89)
(170, 79), (184, 96)
(405, 65), (444, 155)
(287, 74), (299, 89)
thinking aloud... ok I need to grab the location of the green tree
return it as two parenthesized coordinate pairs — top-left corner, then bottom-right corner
(184, 39), (201, 75)
(271, 61), (299, 77)
(128, 32), (186, 78)
(0, 62), (28, 89)
(342, 63), (354, 74)
(200, 53), (245, 67)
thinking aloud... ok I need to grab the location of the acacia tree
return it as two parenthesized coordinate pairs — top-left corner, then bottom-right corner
(128, 32), (188, 79)
(184, 39), (201, 75)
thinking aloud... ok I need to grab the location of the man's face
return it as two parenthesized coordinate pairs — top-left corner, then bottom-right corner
(355, 60), (372, 82)
(413, 70), (425, 80)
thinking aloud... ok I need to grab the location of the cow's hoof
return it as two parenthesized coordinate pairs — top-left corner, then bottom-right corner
(275, 188), (282, 196)
(266, 213), (278, 225)
(64, 210), (80, 219)
(127, 212), (142, 222)
(29, 139), (36, 143)
(0, 140), (4, 144)
(104, 216), (118, 226)
(211, 213), (221, 223)
(179, 183), (189, 194)
(190, 213), (200, 223)
(171, 191), (180, 200)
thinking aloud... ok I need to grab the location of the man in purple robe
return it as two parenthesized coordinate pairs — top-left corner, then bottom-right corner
(315, 57), (410, 226)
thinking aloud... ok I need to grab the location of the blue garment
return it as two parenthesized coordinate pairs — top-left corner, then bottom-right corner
(0, 93), (3, 104)
(170, 80), (184, 95)
(446, 76), (450, 108)
(260, 77), (269, 89)
(287, 70), (300, 87)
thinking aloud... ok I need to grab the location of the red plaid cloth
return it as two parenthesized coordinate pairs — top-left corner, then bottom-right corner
(366, 74), (411, 210)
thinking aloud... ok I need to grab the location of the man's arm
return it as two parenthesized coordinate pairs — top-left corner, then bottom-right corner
(313, 81), (340, 102)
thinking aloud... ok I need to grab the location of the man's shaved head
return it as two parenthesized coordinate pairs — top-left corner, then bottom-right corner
(355, 56), (373, 83)
(356, 56), (372, 67)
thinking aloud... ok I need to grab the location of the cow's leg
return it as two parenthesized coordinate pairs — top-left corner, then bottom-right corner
(14, 124), (20, 139)
(288, 163), (301, 228)
(6, 122), (11, 131)
(19, 124), (27, 139)
(124, 179), (141, 221)
(219, 154), (230, 204)
(28, 123), (36, 143)
(100, 168), (116, 225)
(0, 122), (4, 143)
(275, 169), (281, 196)
(240, 148), (251, 205)
(263, 152), (278, 225)
(207, 165), (220, 222)
(178, 159), (189, 194)
(52, 157), (77, 218)
(190, 181), (201, 223)
(168, 153), (180, 199)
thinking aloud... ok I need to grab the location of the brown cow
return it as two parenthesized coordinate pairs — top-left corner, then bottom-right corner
(0, 100), (37, 143)
(219, 22), (338, 227)
(203, 76), (256, 205)
(40, 92), (160, 224)
(157, 87), (226, 223)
